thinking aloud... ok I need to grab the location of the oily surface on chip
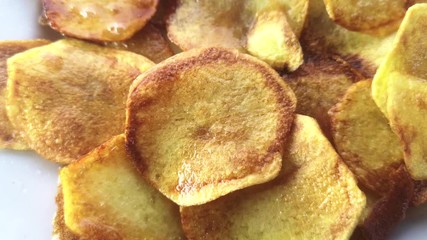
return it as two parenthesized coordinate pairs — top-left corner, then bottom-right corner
(372, 3), (427, 180)
(126, 47), (296, 206)
(103, 23), (174, 63)
(330, 80), (403, 194)
(167, 0), (308, 70)
(6, 39), (153, 164)
(324, 0), (408, 35)
(60, 134), (184, 240)
(283, 53), (363, 139)
(43, 0), (158, 41)
(181, 115), (365, 240)
(302, 0), (396, 77)
(0, 39), (49, 150)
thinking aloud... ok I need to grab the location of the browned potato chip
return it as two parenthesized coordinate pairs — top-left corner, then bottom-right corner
(6, 39), (153, 164)
(60, 134), (184, 239)
(330, 80), (403, 194)
(43, 0), (158, 41)
(302, 0), (396, 77)
(126, 47), (296, 206)
(103, 23), (174, 63)
(167, 0), (308, 70)
(180, 115), (365, 239)
(0, 39), (50, 150)
(323, 0), (408, 35)
(53, 189), (79, 240)
(283, 53), (364, 140)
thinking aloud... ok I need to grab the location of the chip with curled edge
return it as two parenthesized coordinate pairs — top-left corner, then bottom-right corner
(180, 115), (365, 240)
(126, 47), (296, 206)
(6, 39), (154, 164)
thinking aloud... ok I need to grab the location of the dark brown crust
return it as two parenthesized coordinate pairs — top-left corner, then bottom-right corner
(352, 165), (414, 240)
(125, 47), (296, 196)
(412, 180), (427, 206)
(43, 0), (159, 42)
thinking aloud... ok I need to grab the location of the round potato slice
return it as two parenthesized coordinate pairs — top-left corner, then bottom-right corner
(329, 80), (403, 194)
(126, 47), (296, 206)
(43, 0), (158, 42)
(7, 39), (154, 164)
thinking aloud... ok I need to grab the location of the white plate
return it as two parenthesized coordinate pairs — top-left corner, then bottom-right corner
(0, 1), (427, 239)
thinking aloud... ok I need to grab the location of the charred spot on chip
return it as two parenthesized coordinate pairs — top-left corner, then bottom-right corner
(6, 39), (154, 164)
(180, 115), (365, 239)
(43, 0), (159, 42)
(126, 47), (296, 206)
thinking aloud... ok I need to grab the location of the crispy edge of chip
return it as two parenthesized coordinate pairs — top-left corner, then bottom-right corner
(126, 47), (297, 206)
(43, 0), (159, 42)
(283, 52), (363, 140)
(0, 39), (50, 150)
(180, 115), (365, 239)
(53, 187), (80, 240)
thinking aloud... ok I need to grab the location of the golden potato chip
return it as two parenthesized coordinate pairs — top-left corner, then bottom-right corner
(53, 189), (79, 240)
(302, 0), (396, 77)
(180, 115), (365, 239)
(166, 0), (308, 70)
(103, 23), (174, 63)
(0, 39), (49, 150)
(6, 39), (153, 164)
(60, 135), (184, 239)
(352, 166), (414, 240)
(43, 0), (158, 41)
(126, 47), (296, 206)
(372, 4), (427, 180)
(246, 10), (303, 71)
(283, 53), (363, 140)
(330, 80), (403, 194)
(323, 0), (408, 35)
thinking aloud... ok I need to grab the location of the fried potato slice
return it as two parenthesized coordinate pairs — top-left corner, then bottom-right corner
(246, 10), (303, 71)
(330, 80), (403, 194)
(180, 115), (365, 239)
(283, 53), (363, 140)
(53, 189), (80, 240)
(302, 0), (396, 77)
(323, 0), (408, 35)
(166, 0), (308, 71)
(103, 23), (174, 63)
(6, 39), (153, 164)
(43, 0), (158, 42)
(371, 4), (427, 180)
(126, 47), (296, 206)
(60, 134), (184, 240)
(0, 40), (49, 150)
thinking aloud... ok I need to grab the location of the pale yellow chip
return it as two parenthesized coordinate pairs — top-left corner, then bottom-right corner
(103, 23), (174, 63)
(302, 0), (396, 77)
(167, 0), (308, 71)
(43, 0), (158, 41)
(60, 134), (184, 240)
(126, 47), (296, 206)
(180, 115), (365, 239)
(324, 0), (408, 35)
(330, 80), (403, 194)
(0, 40), (49, 150)
(372, 4), (427, 180)
(283, 53), (363, 140)
(6, 39), (153, 164)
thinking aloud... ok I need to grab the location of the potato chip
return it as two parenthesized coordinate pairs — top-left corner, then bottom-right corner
(330, 80), (403, 194)
(60, 135), (184, 239)
(6, 39), (153, 164)
(53, 189), (80, 240)
(103, 23), (174, 63)
(302, 0), (396, 77)
(180, 115), (365, 239)
(166, 0), (308, 70)
(283, 53), (363, 140)
(126, 47), (296, 206)
(43, 0), (158, 41)
(0, 40), (49, 150)
(371, 4), (427, 180)
(323, 0), (408, 35)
